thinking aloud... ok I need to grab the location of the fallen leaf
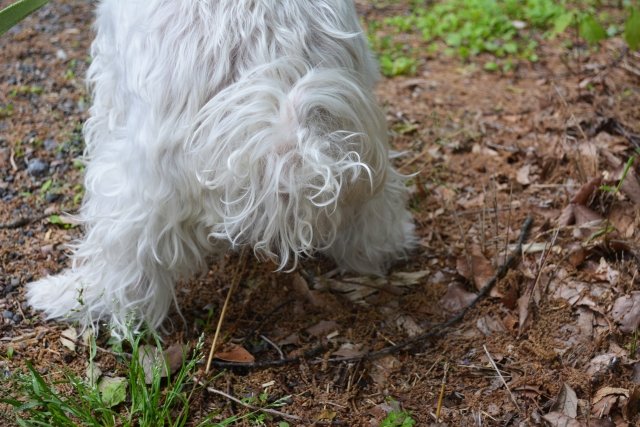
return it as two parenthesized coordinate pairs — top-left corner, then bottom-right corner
(611, 293), (640, 333)
(370, 356), (401, 388)
(541, 411), (583, 426)
(476, 315), (506, 336)
(332, 343), (364, 359)
(98, 377), (127, 408)
(164, 343), (187, 375)
(316, 409), (337, 422)
(395, 315), (424, 337)
(214, 344), (255, 364)
(138, 343), (190, 384)
(571, 177), (602, 205)
(608, 205), (637, 238)
(306, 320), (339, 338)
(557, 204), (575, 227)
(60, 327), (77, 352)
(573, 204), (603, 227)
(85, 363), (102, 386)
(439, 282), (477, 312)
(456, 252), (498, 294)
(577, 142), (598, 179)
(591, 387), (629, 417)
(551, 383), (578, 418)
(616, 164), (640, 205)
(567, 244), (588, 268)
(457, 193), (485, 209)
(632, 363), (640, 385)
(517, 164), (532, 185)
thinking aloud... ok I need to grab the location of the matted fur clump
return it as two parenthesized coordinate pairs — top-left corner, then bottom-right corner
(27, 0), (416, 335)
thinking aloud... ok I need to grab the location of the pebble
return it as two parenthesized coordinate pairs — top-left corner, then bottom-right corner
(45, 193), (62, 203)
(56, 49), (68, 61)
(44, 138), (57, 151)
(27, 158), (49, 177)
(2, 310), (14, 320)
(10, 278), (19, 287)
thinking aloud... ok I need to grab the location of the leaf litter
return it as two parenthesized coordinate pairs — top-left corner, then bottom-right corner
(0, 0), (640, 425)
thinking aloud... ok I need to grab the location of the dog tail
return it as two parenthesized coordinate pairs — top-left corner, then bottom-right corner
(188, 59), (390, 270)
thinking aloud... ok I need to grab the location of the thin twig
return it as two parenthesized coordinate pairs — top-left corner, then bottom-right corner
(205, 249), (247, 374)
(210, 216), (534, 369)
(260, 334), (284, 360)
(204, 383), (302, 422)
(483, 345), (520, 412)
(0, 213), (50, 229)
(435, 361), (449, 422)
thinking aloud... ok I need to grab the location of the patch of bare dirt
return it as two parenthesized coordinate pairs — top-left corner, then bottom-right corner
(1, 1), (640, 426)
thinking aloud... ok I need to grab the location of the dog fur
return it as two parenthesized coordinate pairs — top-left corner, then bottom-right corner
(27, 0), (416, 335)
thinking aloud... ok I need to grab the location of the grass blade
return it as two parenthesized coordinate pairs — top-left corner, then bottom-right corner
(0, 0), (50, 36)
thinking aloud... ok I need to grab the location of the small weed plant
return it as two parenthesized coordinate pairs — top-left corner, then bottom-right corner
(1, 332), (291, 426)
(368, 0), (640, 76)
(2, 333), (205, 426)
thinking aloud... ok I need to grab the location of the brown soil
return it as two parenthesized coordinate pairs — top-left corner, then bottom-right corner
(1, 1), (640, 426)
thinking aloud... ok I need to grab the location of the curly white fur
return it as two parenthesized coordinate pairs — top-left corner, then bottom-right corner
(27, 0), (416, 335)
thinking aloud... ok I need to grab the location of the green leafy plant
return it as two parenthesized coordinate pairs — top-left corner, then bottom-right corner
(368, 0), (640, 77)
(0, 0), (50, 36)
(380, 408), (416, 427)
(1, 333), (207, 427)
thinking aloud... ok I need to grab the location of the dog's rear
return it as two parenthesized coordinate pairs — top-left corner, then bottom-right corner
(27, 0), (415, 335)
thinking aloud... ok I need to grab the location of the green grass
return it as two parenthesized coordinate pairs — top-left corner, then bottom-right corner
(379, 399), (416, 427)
(2, 332), (296, 426)
(368, 0), (640, 76)
(2, 334), (206, 426)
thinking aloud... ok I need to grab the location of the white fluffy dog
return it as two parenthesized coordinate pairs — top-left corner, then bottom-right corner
(27, 0), (416, 334)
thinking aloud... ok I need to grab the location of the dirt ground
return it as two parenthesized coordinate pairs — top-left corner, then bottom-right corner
(1, 1), (640, 426)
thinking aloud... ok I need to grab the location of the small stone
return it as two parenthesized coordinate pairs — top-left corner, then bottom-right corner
(44, 138), (57, 151)
(10, 278), (19, 287)
(56, 49), (68, 61)
(13, 314), (22, 323)
(27, 158), (49, 177)
(2, 310), (14, 320)
(45, 193), (62, 203)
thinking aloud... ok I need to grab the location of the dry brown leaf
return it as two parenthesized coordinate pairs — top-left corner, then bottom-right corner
(541, 411), (584, 426)
(456, 252), (498, 294)
(567, 244), (588, 268)
(440, 282), (477, 312)
(395, 314), (424, 337)
(214, 343), (255, 364)
(591, 387), (629, 417)
(164, 343), (187, 375)
(608, 205), (637, 238)
(573, 204), (603, 226)
(60, 327), (77, 352)
(557, 204), (575, 227)
(331, 343), (364, 358)
(571, 177), (602, 205)
(517, 292), (532, 335)
(577, 141), (598, 178)
(611, 293), (640, 333)
(476, 315), (506, 336)
(587, 353), (619, 376)
(617, 164), (640, 205)
(457, 193), (485, 209)
(370, 355), (401, 388)
(550, 383), (578, 418)
(305, 320), (339, 338)
(137, 343), (188, 384)
(517, 164), (532, 185)
(632, 363), (640, 385)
